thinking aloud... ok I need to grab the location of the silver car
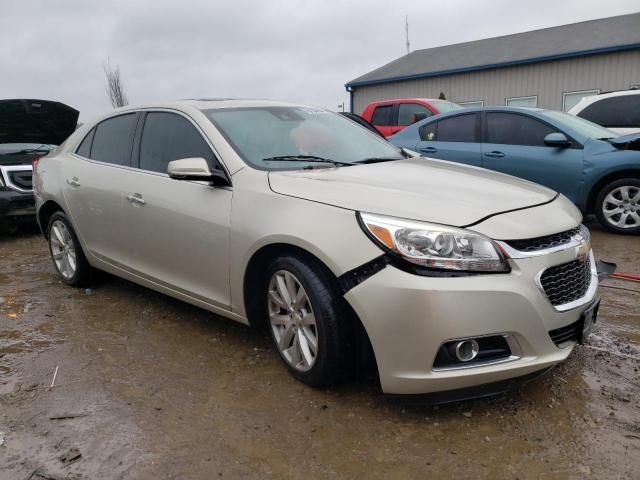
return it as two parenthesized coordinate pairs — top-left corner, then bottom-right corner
(34, 100), (599, 398)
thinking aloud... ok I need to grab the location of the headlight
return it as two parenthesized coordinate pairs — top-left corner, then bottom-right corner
(359, 212), (509, 273)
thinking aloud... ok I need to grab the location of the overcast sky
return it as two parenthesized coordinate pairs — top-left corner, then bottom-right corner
(1, 0), (638, 121)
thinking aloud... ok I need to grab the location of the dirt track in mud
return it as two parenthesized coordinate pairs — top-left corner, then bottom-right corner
(1, 221), (639, 479)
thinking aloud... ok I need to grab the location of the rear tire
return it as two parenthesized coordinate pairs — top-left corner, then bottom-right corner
(47, 211), (93, 286)
(264, 253), (350, 388)
(595, 178), (640, 235)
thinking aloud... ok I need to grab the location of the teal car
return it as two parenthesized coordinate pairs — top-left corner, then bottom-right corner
(390, 107), (640, 234)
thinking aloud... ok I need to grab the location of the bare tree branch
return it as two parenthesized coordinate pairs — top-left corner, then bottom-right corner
(103, 59), (129, 108)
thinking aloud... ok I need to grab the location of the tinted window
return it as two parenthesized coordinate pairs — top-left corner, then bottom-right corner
(90, 114), (137, 165)
(398, 103), (432, 126)
(76, 128), (94, 157)
(436, 114), (477, 142)
(486, 113), (556, 146)
(419, 122), (437, 141)
(139, 112), (217, 173)
(371, 105), (393, 126)
(578, 95), (640, 128)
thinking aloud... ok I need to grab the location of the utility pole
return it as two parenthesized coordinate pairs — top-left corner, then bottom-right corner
(405, 14), (410, 55)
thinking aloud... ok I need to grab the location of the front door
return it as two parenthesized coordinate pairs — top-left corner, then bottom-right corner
(481, 112), (584, 202)
(125, 111), (232, 308)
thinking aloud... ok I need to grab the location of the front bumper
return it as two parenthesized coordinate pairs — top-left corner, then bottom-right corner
(0, 188), (36, 219)
(344, 246), (598, 395)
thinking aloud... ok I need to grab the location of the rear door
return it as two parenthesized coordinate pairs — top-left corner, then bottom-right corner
(63, 113), (138, 267)
(481, 112), (584, 202)
(413, 113), (482, 166)
(125, 110), (232, 308)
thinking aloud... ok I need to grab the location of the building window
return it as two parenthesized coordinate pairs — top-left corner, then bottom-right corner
(506, 95), (537, 108)
(562, 89), (600, 112)
(458, 100), (484, 108)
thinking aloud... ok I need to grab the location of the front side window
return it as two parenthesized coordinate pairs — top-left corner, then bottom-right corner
(578, 95), (640, 128)
(371, 105), (394, 126)
(435, 114), (477, 142)
(205, 106), (403, 170)
(398, 103), (432, 126)
(486, 113), (556, 147)
(419, 122), (437, 141)
(139, 112), (218, 173)
(89, 114), (137, 165)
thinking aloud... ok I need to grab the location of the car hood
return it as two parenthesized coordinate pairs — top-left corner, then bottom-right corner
(268, 158), (557, 227)
(609, 132), (640, 151)
(0, 99), (79, 146)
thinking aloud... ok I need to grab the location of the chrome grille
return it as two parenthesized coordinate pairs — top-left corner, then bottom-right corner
(540, 257), (592, 306)
(506, 227), (580, 252)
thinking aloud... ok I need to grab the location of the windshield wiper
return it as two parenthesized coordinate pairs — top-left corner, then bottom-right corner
(263, 155), (354, 168)
(355, 156), (404, 164)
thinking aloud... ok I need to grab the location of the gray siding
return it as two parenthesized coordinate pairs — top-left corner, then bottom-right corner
(351, 50), (640, 114)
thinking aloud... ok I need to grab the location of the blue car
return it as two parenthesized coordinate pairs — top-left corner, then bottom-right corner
(390, 107), (640, 234)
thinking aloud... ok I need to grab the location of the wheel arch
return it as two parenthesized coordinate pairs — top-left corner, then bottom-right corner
(586, 169), (640, 213)
(242, 242), (378, 374)
(37, 200), (65, 237)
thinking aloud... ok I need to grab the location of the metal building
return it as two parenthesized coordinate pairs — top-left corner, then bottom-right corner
(346, 13), (640, 114)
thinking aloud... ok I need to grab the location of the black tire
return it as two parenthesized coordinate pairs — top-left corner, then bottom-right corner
(47, 211), (93, 286)
(263, 253), (350, 388)
(594, 178), (640, 235)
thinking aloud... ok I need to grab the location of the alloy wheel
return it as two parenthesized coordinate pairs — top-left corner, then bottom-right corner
(49, 220), (77, 280)
(268, 270), (318, 372)
(602, 185), (640, 229)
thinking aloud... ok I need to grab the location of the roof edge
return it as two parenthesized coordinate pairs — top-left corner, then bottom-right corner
(345, 43), (640, 89)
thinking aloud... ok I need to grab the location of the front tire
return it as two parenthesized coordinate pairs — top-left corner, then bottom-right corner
(595, 178), (640, 234)
(47, 211), (92, 286)
(264, 254), (349, 388)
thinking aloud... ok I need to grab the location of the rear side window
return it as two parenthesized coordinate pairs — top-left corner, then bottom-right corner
(398, 103), (432, 126)
(486, 113), (556, 147)
(371, 105), (393, 126)
(76, 128), (95, 157)
(578, 95), (640, 128)
(139, 112), (218, 174)
(90, 114), (137, 165)
(436, 114), (477, 142)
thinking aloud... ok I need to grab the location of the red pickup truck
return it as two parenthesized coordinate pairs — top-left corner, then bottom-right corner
(361, 98), (462, 137)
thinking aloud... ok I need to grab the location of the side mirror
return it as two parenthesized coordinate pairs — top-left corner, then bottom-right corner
(544, 132), (571, 148)
(167, 157), (230, 187)
(413, 112), (429, 123)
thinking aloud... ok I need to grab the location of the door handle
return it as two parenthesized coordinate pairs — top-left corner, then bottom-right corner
(66, 177), (80, 187)
(484, 151), (505, 158)
(126, 194), (146, 206)
(419, 147), (438, 154)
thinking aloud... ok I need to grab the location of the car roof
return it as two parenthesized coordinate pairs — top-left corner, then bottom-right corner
(423, 106), (544, 115)
(366, 98), (448, 106)
(569, 88), (640, 113)
(112, 98), (317, 113)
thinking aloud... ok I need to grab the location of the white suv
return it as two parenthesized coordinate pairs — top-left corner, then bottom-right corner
(569, 89), (640, 135)
(34, 100), (599, 399)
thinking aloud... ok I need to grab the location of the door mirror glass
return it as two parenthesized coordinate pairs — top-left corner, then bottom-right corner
(544, 132), (570, 147)
(167, 157), (230, 186)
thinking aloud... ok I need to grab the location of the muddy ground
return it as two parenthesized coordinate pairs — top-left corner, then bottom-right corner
(0, 220), (638, 480)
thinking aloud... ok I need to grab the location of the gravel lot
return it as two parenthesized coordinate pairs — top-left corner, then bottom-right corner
(1, 220), (638, 479)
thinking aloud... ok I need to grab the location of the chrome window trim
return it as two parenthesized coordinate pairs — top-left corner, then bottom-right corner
(0, 165), (33, 193)
(432, 333), (522, 372)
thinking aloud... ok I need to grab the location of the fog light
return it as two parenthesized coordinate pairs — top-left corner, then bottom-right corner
(454, 340), (479, 362)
